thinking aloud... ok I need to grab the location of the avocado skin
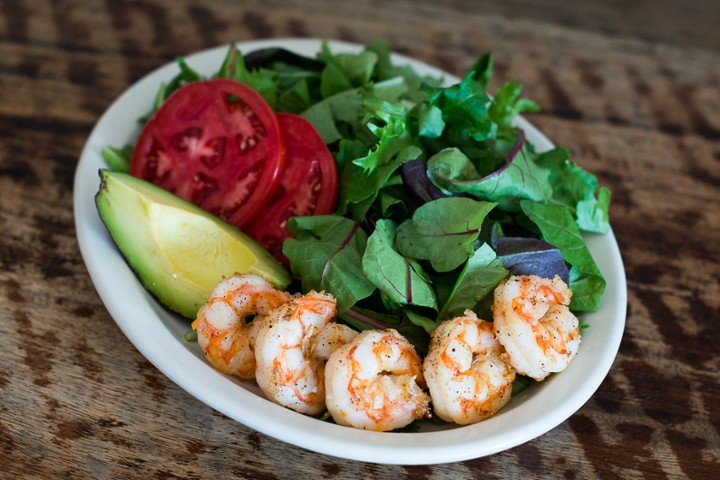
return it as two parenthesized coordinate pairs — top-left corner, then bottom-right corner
(94, 169), (291, 319)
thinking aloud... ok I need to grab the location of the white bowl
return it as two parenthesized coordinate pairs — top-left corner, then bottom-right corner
(73, 38), (627, 465)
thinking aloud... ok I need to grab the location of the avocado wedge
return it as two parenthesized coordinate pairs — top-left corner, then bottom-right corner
(94, 169), (291, 319)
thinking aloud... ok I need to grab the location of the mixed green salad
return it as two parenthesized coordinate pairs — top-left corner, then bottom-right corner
(103, 40), (610, 356)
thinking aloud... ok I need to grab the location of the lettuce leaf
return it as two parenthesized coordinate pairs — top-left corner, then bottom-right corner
(395, 197), (496, 272)
(283, 215), (376, 314)
(519, 201), (606, 311)
(362, 220), (437, 309)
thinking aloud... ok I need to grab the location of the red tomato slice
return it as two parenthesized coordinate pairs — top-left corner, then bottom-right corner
(129, 78), (285, 228)
(244, 113), (338, 264)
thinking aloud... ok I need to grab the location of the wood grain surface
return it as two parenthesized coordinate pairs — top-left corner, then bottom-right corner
(1, 0), (718, 478)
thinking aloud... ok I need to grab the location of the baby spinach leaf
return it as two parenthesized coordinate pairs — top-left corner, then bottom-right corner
(396, 197), (496, 272)
(362, 220), (437, 309)
(283, 215), (376, 314)
(519, 201), (606, 312)
(438, 243), (508, 320)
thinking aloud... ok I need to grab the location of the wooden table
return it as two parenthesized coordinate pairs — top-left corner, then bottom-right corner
(2, 0), (718, 477)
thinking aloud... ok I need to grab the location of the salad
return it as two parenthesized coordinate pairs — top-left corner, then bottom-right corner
(99, 40), (611, 426)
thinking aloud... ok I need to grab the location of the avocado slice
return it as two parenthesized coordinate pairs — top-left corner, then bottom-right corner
(94, 169), (291, 319)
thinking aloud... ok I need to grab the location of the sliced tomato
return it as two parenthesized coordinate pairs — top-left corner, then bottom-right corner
(129, 78), (285, 228)
(245, 113), (338, 264)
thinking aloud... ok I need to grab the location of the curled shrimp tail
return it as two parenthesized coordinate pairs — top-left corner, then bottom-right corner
(493, 275), (581, 381)
(192, 274), (291, 379)
(424, 311), (515, 425)
(254, 291), (354, 416)
(325, 329), (431, 431)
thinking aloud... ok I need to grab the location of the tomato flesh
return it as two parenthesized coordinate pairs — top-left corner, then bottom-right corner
(129, 78), (285, 228)
(245, 113), (338, 264)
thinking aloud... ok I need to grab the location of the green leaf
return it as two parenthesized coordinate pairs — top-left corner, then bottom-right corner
(577, 186), (611, 234)
(318, 42), (377, 97)
(519, 201), (606, 312)
(536, 147), (611, 234)
(362, 220), (437, 309)
(283, 215), (376, 314)
(428, 71), (494, 142)
(301, 77), (409, 144)
(469, 52), (493, 89)
(275, 75), (313, 113)
(488, 81), (540, 129)
(365, 40), (443, 99)
(337, 144), (422, 221)
(414, 102), (445, 139)
(101, 145), (132, 172)
(427, 139), (552, 211)
(176, 57), (203, 83)
(395, 197), (496, 272)
(352, 98), (416, 172)
(439, 243), (508, 320)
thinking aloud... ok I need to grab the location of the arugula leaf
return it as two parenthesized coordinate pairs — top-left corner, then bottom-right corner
(519, 201), (606, 312)
(362, 220), (437, 309)
(283, 215), (376, 314)
(395, 197), (496, 272)
(438, 243), (508, 320)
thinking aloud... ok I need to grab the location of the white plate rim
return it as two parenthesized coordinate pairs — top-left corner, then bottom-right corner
(73, 37), (627, 465)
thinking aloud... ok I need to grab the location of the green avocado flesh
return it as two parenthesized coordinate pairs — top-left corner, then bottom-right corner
(94, 169), (291, 319)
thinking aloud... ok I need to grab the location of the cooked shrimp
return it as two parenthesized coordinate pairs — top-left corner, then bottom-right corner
(423, 311), (515, 425)
(191, 274), (291, 379)
(325, 329), (431, 431)
(492, 274), (580, 381)
(254, 291), (356, 415)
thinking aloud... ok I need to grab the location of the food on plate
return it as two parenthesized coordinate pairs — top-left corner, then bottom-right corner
(96, 40), (614, 430)
(129, 78), (286, 230)
(324, 328), (431, 431)
(94, 170), (290, 318)
(254, 290), (356, 415)
(243, 112), (338, 265)
(191, 274), (292, 379)
(493, 274), (580, 381)
(423, 311), (515, 425)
